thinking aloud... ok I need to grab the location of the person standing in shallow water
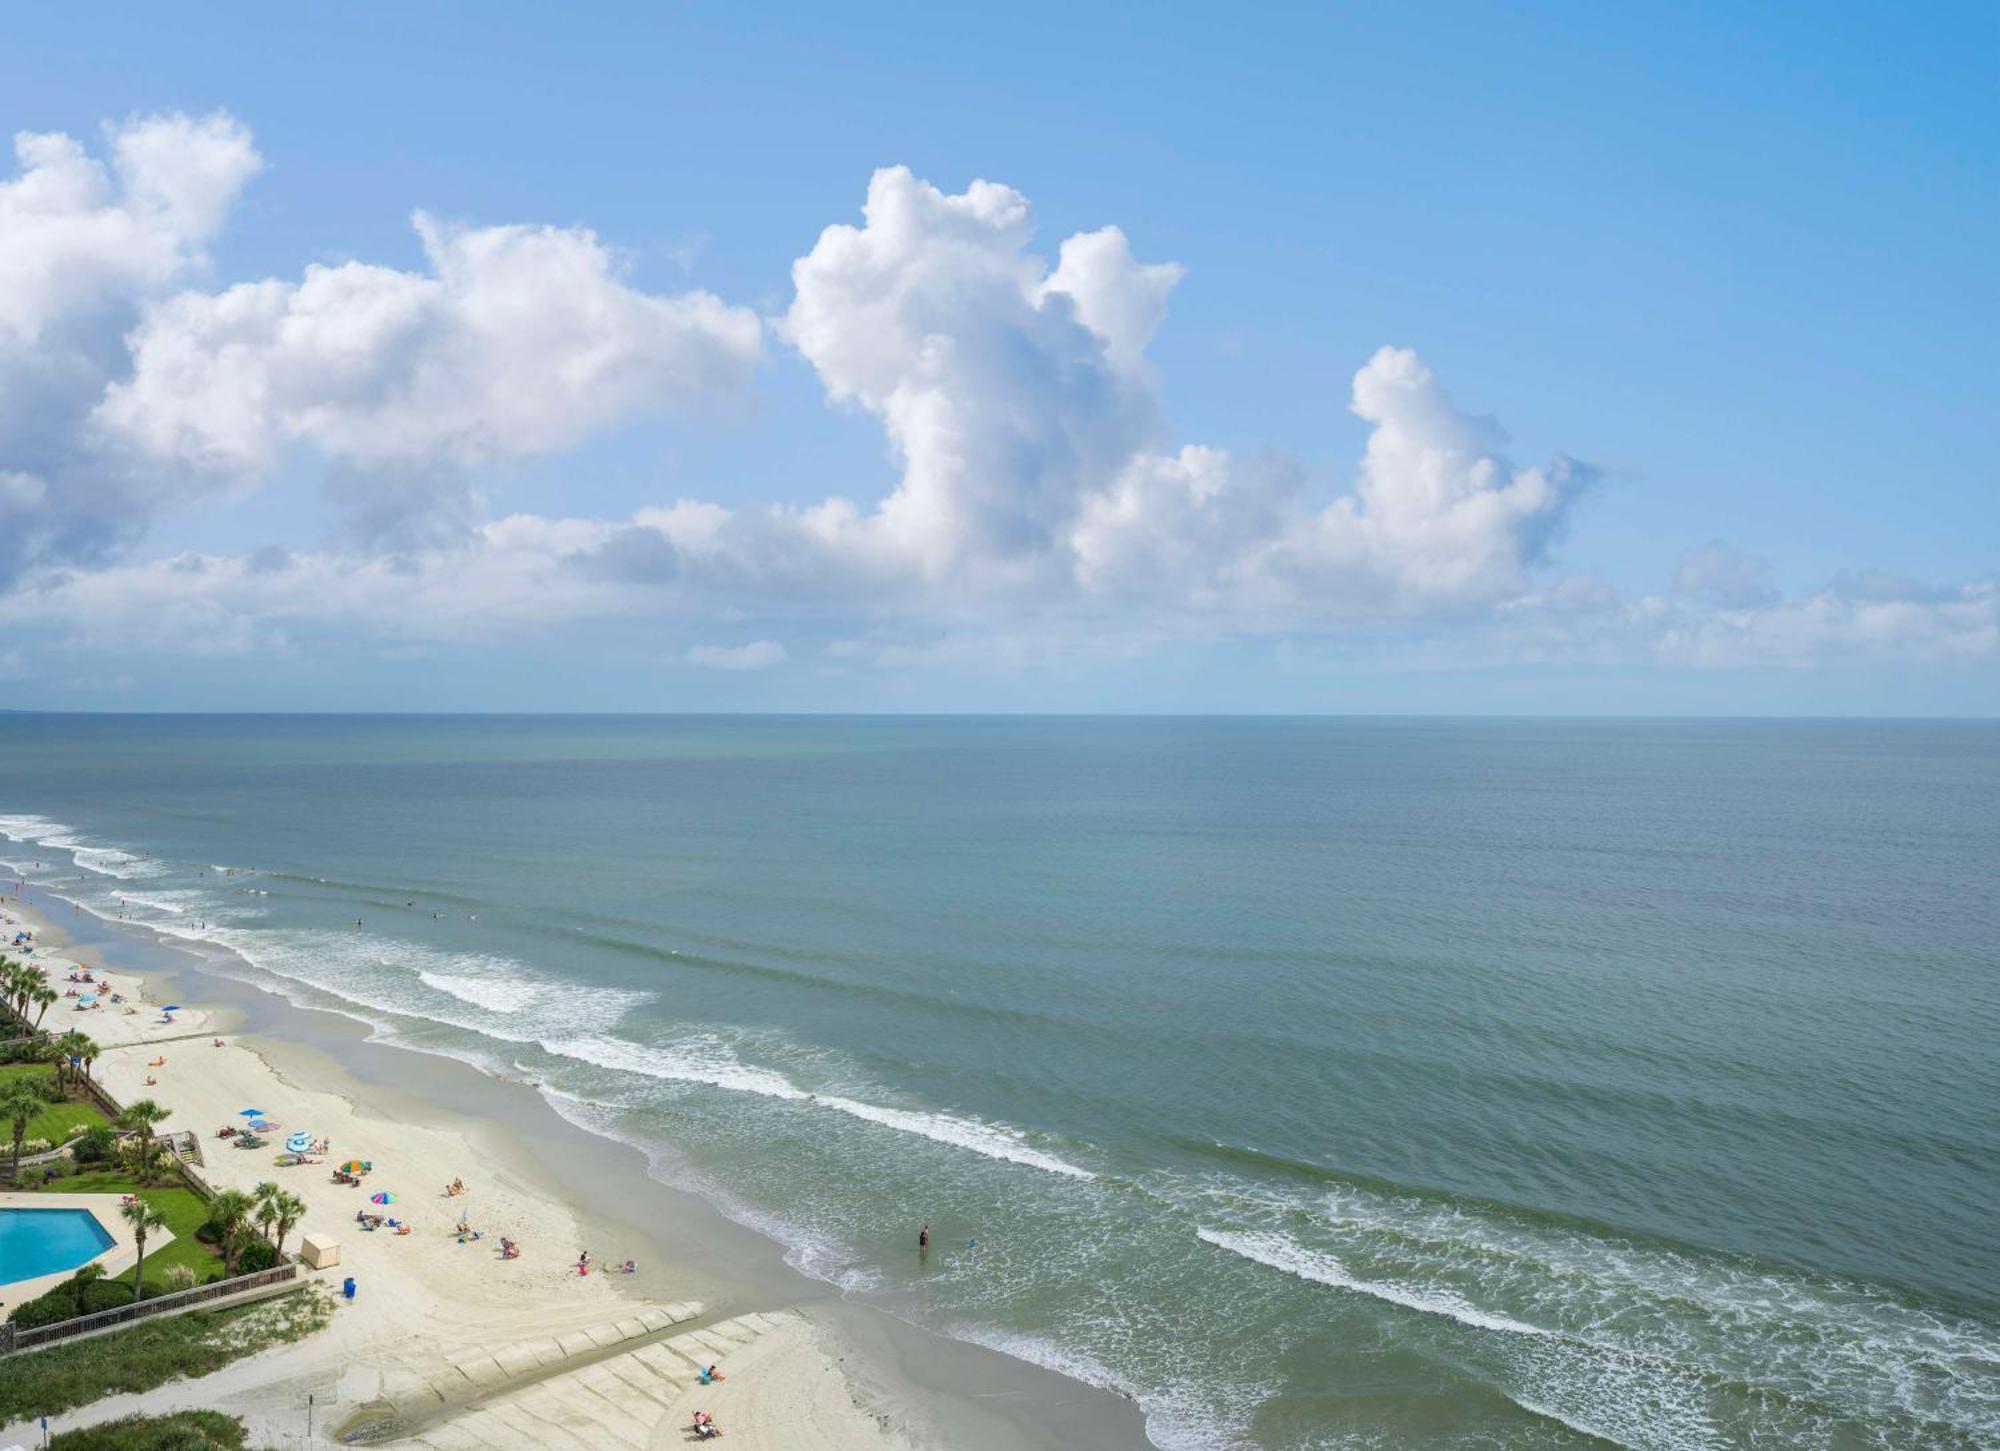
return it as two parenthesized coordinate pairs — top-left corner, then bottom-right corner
(918, 1223), (930, 1251)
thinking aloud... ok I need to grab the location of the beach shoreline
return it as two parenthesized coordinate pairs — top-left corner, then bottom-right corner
(0, 887), (1151, 1449)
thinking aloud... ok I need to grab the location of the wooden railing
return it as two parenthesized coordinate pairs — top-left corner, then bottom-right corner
(0, 1262), (300, 1354)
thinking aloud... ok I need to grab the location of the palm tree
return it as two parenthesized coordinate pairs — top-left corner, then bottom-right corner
(251, 1181), (309, 1256)
(0, 960), (31, 1028)
(121, 1197), (168, 1300)
(269, 1190), (308, 1257)
(28, 981), (57, 1030)
(10, 964), (42, 1027)
(51, 1030), (94, 1092)
(207, 1188), (256, 1275)
(116, 1098), (172, 1185)
(3, 1078), (46, 1179)
(252, 1180), (281, 1242)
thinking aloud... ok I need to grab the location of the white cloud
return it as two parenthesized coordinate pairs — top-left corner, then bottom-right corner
(97, 210), (763, 482)
(684, 640), (787, 670)
(0, 113), (257, 346)
(778, 166), (1169, 584)
(0, 136), (1990, 686)
(0, 112), (261, 583)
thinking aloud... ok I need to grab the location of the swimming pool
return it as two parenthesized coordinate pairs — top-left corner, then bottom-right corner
(0, 1207), (115, 1284)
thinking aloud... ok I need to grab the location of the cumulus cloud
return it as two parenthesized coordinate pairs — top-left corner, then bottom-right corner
(0, 113), (258, 346)
(548, 169), (1588, 630)
(99, 212), (762, 477)
(0, 136), (1990, 684)
(684, 640), (787, 670)
(0, 112), (261, 583)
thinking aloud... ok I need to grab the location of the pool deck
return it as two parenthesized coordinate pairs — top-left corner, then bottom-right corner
(0, 1191), (175, 1311)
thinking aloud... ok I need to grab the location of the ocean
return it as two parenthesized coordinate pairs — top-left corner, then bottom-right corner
(2, 714), (1994, 1449)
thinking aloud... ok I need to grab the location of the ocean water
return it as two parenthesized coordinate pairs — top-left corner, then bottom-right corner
(1, 714), (1995, 1449)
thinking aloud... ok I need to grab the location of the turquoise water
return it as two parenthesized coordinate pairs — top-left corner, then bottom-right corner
(0, 1208), (115, 1283)
(1, 715), (1996, 1448)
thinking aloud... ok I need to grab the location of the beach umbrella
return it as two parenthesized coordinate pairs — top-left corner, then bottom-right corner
(249, 1120), (278, 1132)
(369, 1191), (395, 1205)
(285, 1132), (312, 1153)
(237, 1108), (265, 1117)
(339, 1159), (371, 1174)
(162, 1004), (181, 1011)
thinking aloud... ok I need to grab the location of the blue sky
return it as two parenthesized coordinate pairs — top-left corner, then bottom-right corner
(0, 2), (1994, 711)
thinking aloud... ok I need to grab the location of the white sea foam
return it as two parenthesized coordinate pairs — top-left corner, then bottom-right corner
(0, 813), (75, 846)
(536, 1081), (885, 1294)
(544, 1031), (1095, 1180)
(1294, 1177), (2000, 1439)
(113, 892), (191, 914)
(1, 818), (167, 880)
(949, 1323), (1256, 1451)
(1198, 1227), (1550, 1337)
(417, 969), (547, 1015)
(133, 912), (651, 1050)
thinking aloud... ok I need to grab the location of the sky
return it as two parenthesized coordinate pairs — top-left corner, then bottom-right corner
(0, 1), (1994, 713)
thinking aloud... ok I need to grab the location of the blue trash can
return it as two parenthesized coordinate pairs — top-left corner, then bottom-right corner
(343, 1277), (357, 1300)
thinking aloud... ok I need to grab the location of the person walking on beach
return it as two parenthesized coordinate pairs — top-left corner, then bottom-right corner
(577, 1249), (590, 1276)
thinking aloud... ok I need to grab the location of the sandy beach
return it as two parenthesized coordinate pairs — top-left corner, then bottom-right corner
(0, 898), (932, 1449)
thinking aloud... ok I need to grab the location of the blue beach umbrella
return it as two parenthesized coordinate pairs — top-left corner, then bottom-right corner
(285, 1132), (312, 1153)
(161, 1004), (181, 1011)
(237, 1108), (265, 1117)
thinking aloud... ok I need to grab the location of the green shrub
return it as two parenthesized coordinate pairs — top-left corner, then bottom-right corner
(8, 1282), (78, 1328)
(5, 1268), (141, 1327)
(49, 1409), (250, 1449)
(72, 1123), (118, 1163)
(79, 1278), (137, 1313)
(233, 1238), (278, 1273)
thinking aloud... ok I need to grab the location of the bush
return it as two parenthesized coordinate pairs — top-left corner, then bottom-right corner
(72, 1123), (118, 1164)
(6, 1270), (138, 1327)
(233, 1238), (278, 1273)
(50, 1410), (250, 1449)
(165, 1263), (196, 1290)
(8, 1282), (78, 1328)
(79, 1278), (137, 1313)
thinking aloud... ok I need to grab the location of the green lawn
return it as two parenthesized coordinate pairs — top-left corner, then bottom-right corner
(0, 1062), (110, 1145)
(30, 1169), (223, 1290)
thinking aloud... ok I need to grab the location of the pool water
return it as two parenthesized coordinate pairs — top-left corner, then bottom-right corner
(0, 1207), (115, 1283)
